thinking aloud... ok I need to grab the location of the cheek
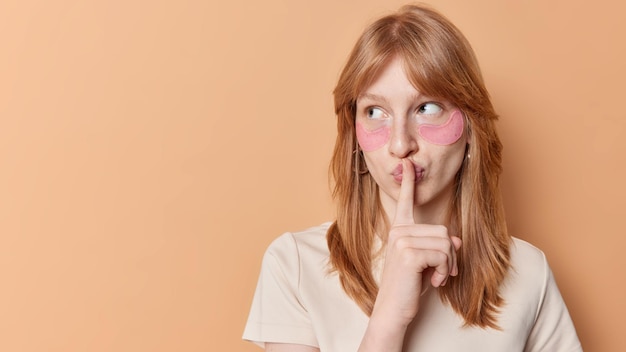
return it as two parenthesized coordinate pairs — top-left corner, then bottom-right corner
(355, 122), (391, 152)
(418, 110), (465, 145)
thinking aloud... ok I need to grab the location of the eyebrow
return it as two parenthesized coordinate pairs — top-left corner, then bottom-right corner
(356, 93), (390, 105)
(357, 92), (431, 105)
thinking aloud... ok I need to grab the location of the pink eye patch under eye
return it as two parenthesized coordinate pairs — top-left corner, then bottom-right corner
(418, 109), (465, 145)
(355, 123), (391, 152)
(355, 109), (465, 152)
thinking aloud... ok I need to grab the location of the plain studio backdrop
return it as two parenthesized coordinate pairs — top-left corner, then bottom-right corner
(1, 0), (625, 351)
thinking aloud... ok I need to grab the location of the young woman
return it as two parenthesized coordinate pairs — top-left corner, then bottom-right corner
(243, 4), (582, 351)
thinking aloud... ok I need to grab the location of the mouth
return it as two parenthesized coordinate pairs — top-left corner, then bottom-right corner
(392, 162), (425, 183)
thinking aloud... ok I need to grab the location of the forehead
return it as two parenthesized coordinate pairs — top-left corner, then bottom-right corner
(357, 57), (421, 101)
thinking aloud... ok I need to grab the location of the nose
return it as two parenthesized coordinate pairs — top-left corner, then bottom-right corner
(388, 118), (418, 158)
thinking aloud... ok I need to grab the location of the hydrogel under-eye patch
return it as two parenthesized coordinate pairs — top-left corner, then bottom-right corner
(418, 109), (464, 145)
(355, 109), (465, 152)
(355, 122), (392, 152)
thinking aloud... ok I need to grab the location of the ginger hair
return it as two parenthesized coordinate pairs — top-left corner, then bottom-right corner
(327, 4), (511, 329)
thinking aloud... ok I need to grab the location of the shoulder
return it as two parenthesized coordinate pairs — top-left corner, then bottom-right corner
(263, 222), (332, 271)
(506, 239), (583, 351)
(507, 237), (549, 286)
(510, 237), (548, 270)
(502, 237), (551, 310)
(265, 222), (331, 255)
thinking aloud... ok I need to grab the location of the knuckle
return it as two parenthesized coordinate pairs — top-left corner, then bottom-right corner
(394, 236), (411, 250)
(427, 237), (448, 252)
(432, 251), (448, 264)
(433, 224), (448, 235)
(388, 227), (401, 239)
(437, 250), (447, 261)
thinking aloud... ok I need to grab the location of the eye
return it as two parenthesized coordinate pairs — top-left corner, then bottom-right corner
(418, 102), (443, 115)
(366, 107), (385, 119)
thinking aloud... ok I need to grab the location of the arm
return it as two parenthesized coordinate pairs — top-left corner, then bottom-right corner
(247, 160), (460, 351)
(243, 234), (318, 348)
(357, 159), (461, 351)
(523, 254), (582, 352)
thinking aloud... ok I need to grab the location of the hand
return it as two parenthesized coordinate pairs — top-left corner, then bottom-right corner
(372, 158), (462, 329)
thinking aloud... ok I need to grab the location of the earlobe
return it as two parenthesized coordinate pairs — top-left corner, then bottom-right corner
(352, 143), (370, 175)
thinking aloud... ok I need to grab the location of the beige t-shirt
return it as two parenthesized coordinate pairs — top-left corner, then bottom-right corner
(243, 223), (582, 351)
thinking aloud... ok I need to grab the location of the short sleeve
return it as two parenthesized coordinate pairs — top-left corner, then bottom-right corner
(524, 254), (583, 352)
(242, 233), (319, 348)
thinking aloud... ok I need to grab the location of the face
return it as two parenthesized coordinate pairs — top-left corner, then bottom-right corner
(355, 56), (467, 224)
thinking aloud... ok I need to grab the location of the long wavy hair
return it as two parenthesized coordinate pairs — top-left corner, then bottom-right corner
(327, 4), (511, 329)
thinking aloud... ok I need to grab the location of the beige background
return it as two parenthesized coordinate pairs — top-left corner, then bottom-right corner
(1, 0), (624, 351)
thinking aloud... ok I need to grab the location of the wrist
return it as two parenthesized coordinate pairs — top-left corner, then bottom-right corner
(358, 313), (409, 352)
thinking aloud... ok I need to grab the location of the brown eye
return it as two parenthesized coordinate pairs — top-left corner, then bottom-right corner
(367, 107), (385, 119)
(418, 102), (442, 115)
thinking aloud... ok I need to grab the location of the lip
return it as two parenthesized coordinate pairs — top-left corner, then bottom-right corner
(392, 161), (424, 183)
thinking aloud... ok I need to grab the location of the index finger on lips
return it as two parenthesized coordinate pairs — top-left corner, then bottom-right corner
(393, 158), (416, 225)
